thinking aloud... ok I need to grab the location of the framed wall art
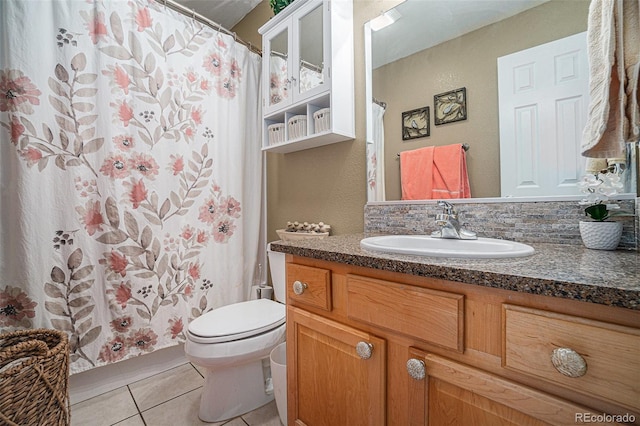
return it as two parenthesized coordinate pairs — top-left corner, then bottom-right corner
(401, 106), (430, 140)
(434, 87), (467, 125)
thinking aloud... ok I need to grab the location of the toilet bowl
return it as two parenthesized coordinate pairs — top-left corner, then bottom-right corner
(184, 245), (287, 423)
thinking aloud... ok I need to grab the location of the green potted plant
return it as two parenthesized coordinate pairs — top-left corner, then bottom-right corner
(577, 172), (628, 250)
(270, 0), (294, 15)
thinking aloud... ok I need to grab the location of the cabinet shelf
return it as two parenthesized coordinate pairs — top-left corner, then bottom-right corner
(262, 130), (352, 153)
(262, 92), (353, 153)
(259, 0), (354, 154)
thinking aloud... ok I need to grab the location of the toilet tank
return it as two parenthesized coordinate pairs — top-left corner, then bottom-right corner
(267, 244), (286, 303)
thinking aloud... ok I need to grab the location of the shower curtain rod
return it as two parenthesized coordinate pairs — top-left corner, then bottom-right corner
(162, 0), (262, 56)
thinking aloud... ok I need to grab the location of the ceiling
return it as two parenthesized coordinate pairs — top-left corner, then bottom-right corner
(174, 1), (549, 65)
(172, 0), (262, 29)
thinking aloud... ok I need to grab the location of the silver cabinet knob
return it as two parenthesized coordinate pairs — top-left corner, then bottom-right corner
(355, 341), (373, 360)
(292, 280), (308, 295)
(551, 348), (587, 378)
(406, 358), (426, 380)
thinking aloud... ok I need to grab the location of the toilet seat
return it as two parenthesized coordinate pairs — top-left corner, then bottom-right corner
(188, 299), (285, 344)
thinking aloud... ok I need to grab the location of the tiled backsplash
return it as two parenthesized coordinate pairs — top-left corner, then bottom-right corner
(364, 198), (639, 250)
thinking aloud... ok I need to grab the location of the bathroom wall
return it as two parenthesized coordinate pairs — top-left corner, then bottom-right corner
(234, 1), (405, 241)
(234, 1), (640, 247)
(231, 0), (271, 48)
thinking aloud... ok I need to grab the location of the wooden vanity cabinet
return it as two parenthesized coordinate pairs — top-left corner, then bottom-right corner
(285, 256), (640, 426)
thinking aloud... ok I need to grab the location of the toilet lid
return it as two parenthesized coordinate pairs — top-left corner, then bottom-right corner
(188, 299), (285, 343)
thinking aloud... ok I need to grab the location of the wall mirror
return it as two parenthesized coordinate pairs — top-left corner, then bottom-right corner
(268, 28), (289, 109)
(298, 4), (324, 94)
(365, 0), (637, 203)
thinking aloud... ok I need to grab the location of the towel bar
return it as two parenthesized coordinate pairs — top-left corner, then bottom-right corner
(397, 143), (469, 158)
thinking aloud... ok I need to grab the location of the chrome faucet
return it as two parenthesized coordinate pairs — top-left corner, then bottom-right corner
(431, 201), (477, 240)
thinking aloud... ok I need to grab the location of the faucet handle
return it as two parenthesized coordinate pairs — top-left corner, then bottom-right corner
(437, 200), (454, 215)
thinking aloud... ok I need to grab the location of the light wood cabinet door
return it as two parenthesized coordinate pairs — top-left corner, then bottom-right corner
(287, 306), (386, 426)
(406, 348), (600, 426)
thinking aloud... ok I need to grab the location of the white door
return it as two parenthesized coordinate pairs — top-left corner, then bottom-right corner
(498, 32), (589, 197)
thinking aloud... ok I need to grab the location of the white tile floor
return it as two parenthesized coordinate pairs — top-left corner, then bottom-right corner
(70, 363), (282, 426)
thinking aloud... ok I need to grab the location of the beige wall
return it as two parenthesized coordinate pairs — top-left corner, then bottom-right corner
(231, 0), (271, 49)
(234, 1), (403, 241)
(374, 0), (589, 200)
(232, 1), (593, 239)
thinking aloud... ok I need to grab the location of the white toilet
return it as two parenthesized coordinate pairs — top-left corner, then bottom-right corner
(184, 245), (287, 423)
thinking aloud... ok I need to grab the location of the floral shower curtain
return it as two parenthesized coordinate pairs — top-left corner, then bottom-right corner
(0, 0), (262, 374)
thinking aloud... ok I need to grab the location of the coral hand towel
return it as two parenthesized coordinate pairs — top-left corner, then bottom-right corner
(400, 144), (471, 200)
(400, 146), (434, 200)
(432, 144), (471, 199)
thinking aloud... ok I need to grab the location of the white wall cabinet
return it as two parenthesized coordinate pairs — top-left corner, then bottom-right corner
(259, 0), (354, 154)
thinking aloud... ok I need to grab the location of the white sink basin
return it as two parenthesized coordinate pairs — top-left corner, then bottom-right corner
(360, 235), (534, 259)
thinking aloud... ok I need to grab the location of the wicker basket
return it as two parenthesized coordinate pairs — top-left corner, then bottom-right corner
(287, 115), (307, 140)
(267, 123), (285, 145)
(313, 108), (331, 133)
(0, 329), (70, 426)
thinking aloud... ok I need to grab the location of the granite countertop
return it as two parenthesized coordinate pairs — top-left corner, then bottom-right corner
(270, 233), (640, 311)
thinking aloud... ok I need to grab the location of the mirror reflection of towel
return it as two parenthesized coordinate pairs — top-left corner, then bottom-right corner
(581, 0), (639, 159)
(400, 144), (471, 200)
(401, 147), (434, 200)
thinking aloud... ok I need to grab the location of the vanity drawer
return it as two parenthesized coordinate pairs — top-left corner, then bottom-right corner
(502, 304), (640, 411)
(346, 275), (464, 352)
(287, 264), (332, 311)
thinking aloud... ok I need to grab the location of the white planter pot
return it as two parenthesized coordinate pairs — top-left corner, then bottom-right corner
(579, 221), (623, 250)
